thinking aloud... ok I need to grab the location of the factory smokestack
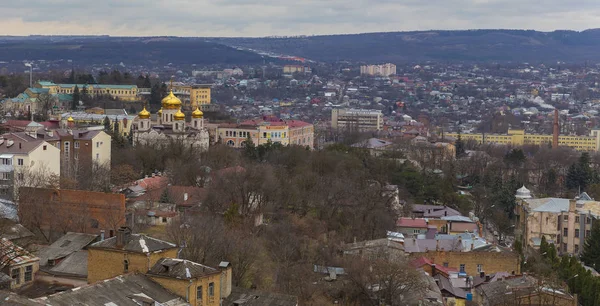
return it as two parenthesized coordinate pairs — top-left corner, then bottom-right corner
(553, 108), (559, 149)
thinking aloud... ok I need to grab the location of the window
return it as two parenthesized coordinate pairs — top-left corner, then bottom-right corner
(208, 282), (215, 296)
(576, 216), (580, 223)
(1, 158), (10, 165)
(17, 173), (24, 180)
(197, 285), (203, 301)
(124, 259), (129, 272)
(443, 262), (449, 267)
(74, 141), (79, 149)
(43, 145), (47, 151)
(11, 268), (20, 285)
(64, 141), (70, 157)
(477, 264), (483, 273)
(563, 243), (567, 252)
(96, 154), (99, 160)
(74, 152), (79, 160)
(55, 142), (60, 149)
(24, 265), (32, 282)
(17, 159), (23, 166)
(575, 244), (580, 253)
(586, 230), (591, 237)
(563, 215), (568, 221)
(564, 228), (568, 237)
(575, 229), (580, 238)
(587, 217), (592, 224)
(459, 264), (465, 273)
(96, 142), (100, 148)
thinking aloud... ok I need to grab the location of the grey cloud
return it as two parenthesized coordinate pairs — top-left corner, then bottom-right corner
(3, 0), (600, 36)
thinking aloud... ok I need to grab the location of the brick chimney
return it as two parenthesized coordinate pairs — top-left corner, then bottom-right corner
(116, 227), (131, 248)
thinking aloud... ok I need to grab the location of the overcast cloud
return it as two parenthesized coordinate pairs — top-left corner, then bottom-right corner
(2, 0), (600, 37)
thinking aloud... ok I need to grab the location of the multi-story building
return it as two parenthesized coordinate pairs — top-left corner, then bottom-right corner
(360, 63), (396, 76)
(283, 65), (309, 74)
(447, 129), (600, 152)
(514, 186), (599, 256)
(171, 84), (212, 108)
(133, 91), (209, 151)
(36, 81), (139, 102)
(0, 136), (60, 201)
(60, 111), (135, 137)
(3, 127), (111, 175)
(331, 108), (383, 131)
(216, 118), (314, 149)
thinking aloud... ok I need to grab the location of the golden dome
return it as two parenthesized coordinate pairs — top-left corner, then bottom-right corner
(161, 90), (182, 109)
(138, 107), (151, 119)
(174, 109), (185, 121)
(158, 108), (163, 115)
(67, 116), (74, 123)
(192, 107), (204, 118)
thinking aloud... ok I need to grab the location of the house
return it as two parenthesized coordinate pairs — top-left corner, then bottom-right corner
(86, 227), (178, 283)
(35, 232), (98, 286)
(351, 138), (394, 156)
(412, 204), (461, 218)
(223, 287), (299, 306)
(0, 238), (39, 289)
(475, 275), (577, 306)
(147, 258), (231, 306)
(396, 217), (429, 237)
(18, 187), (126, 240)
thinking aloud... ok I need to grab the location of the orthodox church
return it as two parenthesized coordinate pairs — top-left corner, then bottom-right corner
(133, 90), (209, 151)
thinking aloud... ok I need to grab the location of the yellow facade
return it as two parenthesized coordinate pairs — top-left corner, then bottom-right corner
(172, 84), (211, 108)
(37, 82), (139, 102)
(447, 129), (600, 151)
(87, 247), (178, 284)
(150, 272), (223, 306)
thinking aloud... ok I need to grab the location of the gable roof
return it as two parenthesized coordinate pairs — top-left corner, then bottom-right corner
(89, 234), (176, 254)
(0, 220), (34, 241)
(47, 250), (88, 278)
(0, 238), (38, 267)
(148, 258), (219, 280)
(396, 217), (428, 228)
(36, 232), (98, 266)
(36, 274), (188, 306)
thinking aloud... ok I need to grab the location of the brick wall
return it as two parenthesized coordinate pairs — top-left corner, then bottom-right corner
(410, 251), (520, 276)
(87, 248), (177, 284)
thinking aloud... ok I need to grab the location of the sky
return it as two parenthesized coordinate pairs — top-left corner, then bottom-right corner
(3, 0), (600, 37)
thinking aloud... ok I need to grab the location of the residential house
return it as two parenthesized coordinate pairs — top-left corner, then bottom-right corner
(35, 232), (98, 286)
(86, 227), (178, 283)
(0, 136), (60, 201)
(351, 138), (395, 156)
(0, 238), (39, 289)
(396, 217), (429, 238)
(475, 275), (577, 306)
(147, 258), (231, 306)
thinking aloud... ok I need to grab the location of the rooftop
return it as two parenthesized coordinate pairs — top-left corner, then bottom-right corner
(36, 232), (98, 267)
(89, 234), (176, 253)
(148, 258), (219, 280)
(223, 286), (298, 306)
(396, 217), (428, 228)
(0, 238), (38, 267)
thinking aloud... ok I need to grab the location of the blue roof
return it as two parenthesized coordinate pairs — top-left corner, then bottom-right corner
(57, 84), (137, 89)
(27, 87), (50, 94)
(37, 81), (56, 86)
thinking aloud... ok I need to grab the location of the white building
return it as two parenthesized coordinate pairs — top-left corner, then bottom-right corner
(360, 63), (396, 76)
(331, 108), (383, 131)
(133, 91), (209, 151)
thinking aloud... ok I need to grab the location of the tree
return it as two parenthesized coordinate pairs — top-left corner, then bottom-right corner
(242, 135), (257, 160)
(72, 85), (80, 110)
(81, 85), (90, 103)
(455, 131), (466, 158)
(36, 93), (54, 120)
(103, 116), (111, 132)
(567, 152), (595, 191)
(581, 222), (600, 270)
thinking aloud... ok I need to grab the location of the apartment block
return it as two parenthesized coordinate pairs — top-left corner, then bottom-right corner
(331, 108), (383, 131)
(360, 63), (396, 76)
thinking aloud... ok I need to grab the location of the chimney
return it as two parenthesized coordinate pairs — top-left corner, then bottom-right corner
(116, 227), (132, 248)
(553, 108), (559, 149)
(183, 193), (189, 202)
(219, 262), (233, 299)
(569, 200), (576, 213)
(480, 271), (485, 278)
(100, 230), (105, 241)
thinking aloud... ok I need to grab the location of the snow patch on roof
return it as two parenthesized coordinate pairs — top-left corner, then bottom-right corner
(139, 237), (149, 253)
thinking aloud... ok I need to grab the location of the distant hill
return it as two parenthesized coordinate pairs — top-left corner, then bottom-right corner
(0, 36), (265, 66)
(213, 29), (600, 63)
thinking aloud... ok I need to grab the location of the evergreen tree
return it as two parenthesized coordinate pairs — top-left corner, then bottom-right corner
(71, 85), (80, 110)
(242, 134), (257, 160)
(143, 75), (152, 88)
(103, 116), (111, 132)
(68, 69), (75, 83)
(567, 152), (595, 191)
(160, 188), (170, 203)
(81, 85), (89, 103)
(581, 222), (600, 270)
(455, 131), (465, 158)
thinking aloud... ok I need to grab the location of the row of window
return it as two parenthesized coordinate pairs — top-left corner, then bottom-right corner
(225, 131), (251, 138)
(11, 265), (33, 285)
(197, 282), (215, 301)
(562, 228), (590, 238)
(444, 262), (484, 274)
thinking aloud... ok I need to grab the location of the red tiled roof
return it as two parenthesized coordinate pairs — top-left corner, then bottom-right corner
(411, 256), (433, 268)
(137, 176), (169, 191)
(396, 217), (428, 228)
(133, 185), (207, 207)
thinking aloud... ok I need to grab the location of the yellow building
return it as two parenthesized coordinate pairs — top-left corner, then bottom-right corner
(87, 227), (178, 284)
(148, 258), (231, 306)
(37, 81), (139, 102)
(447, 129), (600, 151)
(216, 118), (314, 149)
(172, 84), (212, 108)
(60, 112), (135, 137)
(0, 238), (39, 289)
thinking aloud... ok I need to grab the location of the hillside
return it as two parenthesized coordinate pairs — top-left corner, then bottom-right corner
(213, 29), (600, 63)
(0, 36), (265, 66)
